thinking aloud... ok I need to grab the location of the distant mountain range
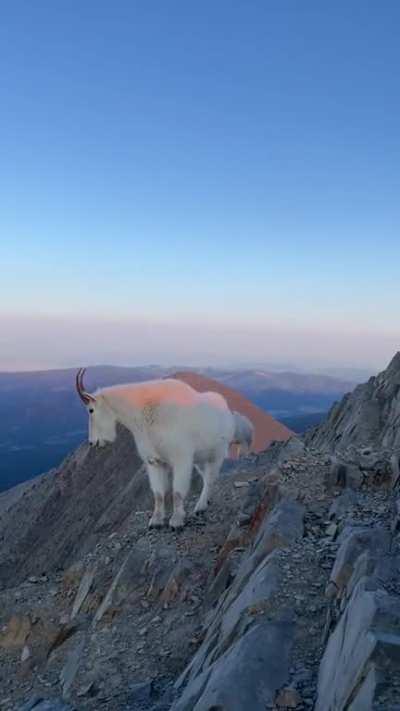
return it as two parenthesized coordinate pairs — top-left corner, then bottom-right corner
(0, 365), (357, 491)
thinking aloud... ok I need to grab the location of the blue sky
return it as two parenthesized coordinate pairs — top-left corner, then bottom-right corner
(1, 1), (399, 370)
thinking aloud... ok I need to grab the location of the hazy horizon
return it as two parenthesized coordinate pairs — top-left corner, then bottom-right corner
(0, 312), (396, 375)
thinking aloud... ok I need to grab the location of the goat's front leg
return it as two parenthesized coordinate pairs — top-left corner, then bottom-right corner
(147, 461), (168, 528)
(170, 456), (192, 530)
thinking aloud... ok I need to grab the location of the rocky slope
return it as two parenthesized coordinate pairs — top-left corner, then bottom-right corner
(0, 356), (400, 710)
(306, 352), (400, 452)
(0, 428), (148, 588)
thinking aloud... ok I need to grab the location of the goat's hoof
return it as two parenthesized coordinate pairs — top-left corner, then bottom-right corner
(194, 503), (208, 515)
(149, 515), (165, 529)
(169, 514), (185, 530)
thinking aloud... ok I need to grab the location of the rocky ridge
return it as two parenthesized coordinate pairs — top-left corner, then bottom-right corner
(0, 355), (400, 710)
(306, 351), (400, 452)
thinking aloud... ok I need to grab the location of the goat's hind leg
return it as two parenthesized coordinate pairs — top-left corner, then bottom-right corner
(195, 450), (226, 514)
(194, 463), (211, 514)
(147, 461), (168, 528)
(170, 456), (193, 530)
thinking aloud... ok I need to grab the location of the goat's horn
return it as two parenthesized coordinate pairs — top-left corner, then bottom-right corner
(76, 368), (94, 404)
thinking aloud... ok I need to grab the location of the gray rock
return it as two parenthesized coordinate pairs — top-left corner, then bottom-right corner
(325, 458), (363, 491)
(93, 547), (148, 625)
(347, 665), (380, 710)
(206, 554), (234, 606)
(174, 498), (301, 700)
(328, 527), (390, 598)
(219, 498), (303, 612)
(306, 352), (400, 452)
(126, 679), (153, 705)
(19, 699), (44, 711)
(71, 565), (96, 619)
(172, 620), (294, 711)
(392, 499), (400, 533)
(252, 498), (304, 568)
(19, 700), (75, 711)
(219, 555), (281, 648)
(60, 636), (86, 697)
(329, 490), (358, 520)
(238, 480), (263, 525)
(316, 580), (400, 711)
(278, 437), (305, 464)
(391, 453), (400, 488)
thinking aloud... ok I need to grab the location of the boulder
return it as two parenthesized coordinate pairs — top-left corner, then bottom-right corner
(316, 580), (400, 710)
(328, 527), (391, 598)
(329, 490), (358, 521)
(0, 614), (31, 649)
(172, 620), (294, 711)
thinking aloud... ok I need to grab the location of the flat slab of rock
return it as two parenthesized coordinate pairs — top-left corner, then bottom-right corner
(172, 620), (294, 711)
(316, 580), (400, 711)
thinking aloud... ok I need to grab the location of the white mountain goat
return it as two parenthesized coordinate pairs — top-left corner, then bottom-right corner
(76, 369), (235, 529)
(232, 411), (254, 457)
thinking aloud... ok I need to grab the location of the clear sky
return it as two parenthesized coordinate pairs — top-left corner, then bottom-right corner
(1, 1), (399, 371)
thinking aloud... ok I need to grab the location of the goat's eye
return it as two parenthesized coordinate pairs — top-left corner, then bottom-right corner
(89, 408), (94, 414)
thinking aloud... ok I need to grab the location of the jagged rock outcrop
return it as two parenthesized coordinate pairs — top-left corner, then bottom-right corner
(172, 490), (304, 710)
(306, 352), (400, 452)
(316, 531), (400, 711)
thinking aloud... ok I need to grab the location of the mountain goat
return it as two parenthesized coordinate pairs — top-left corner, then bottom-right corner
(76, 369), (234, 529)
(232, 411), (254, 457)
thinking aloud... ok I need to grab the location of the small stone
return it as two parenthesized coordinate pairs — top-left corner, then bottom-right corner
(139, 627), (148, 636)
(21, 645), (31, 662)
(325, 523), (338, 538)
(77, 681), (94, 697)
(276, 687), (302, 707)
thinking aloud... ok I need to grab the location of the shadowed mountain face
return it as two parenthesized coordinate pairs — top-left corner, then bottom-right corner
(0, 427), (146, 588)
(0, 365), (355, 491)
